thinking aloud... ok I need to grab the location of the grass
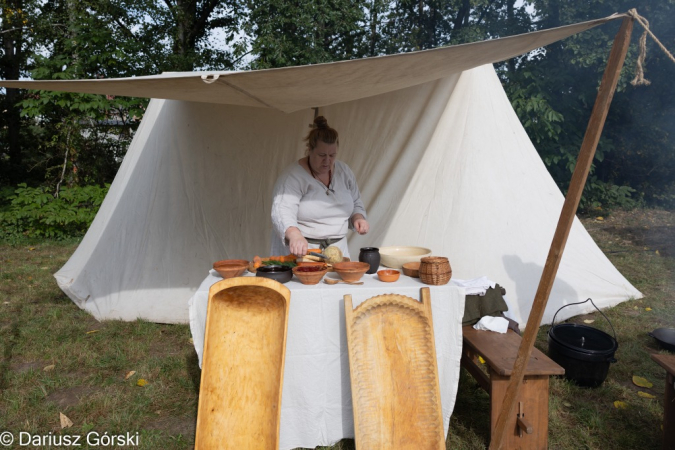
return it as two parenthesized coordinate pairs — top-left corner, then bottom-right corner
(1, 209), (673, 449)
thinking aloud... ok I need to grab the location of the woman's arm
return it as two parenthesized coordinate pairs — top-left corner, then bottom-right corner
(350, 213), (369, 235)
(343, 163), (369, 235)
(271, 169), (308, 256)
(285, 226), (308, 257)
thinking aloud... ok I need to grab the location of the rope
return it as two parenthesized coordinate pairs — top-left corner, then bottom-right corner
(627, 9), (675, 86)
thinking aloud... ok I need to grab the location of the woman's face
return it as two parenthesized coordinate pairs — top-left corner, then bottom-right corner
(309, 141), (337, 175)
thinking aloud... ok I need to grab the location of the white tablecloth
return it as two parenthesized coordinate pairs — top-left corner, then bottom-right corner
(188, 269), (465, 450)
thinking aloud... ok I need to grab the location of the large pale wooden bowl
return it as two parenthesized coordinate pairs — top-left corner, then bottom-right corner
(333, 262), (370, 282)
(379, 246), (432, 269)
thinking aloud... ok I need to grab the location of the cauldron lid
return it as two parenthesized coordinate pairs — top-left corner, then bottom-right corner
(549, 324), (618, 355)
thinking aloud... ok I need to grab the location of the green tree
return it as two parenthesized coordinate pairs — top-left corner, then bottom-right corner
(242, 0), (367, 69)
(503, 0), (675, 208)
(0, 0), (40, 185)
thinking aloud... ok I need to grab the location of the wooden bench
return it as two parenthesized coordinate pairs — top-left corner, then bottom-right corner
(461, 325), (564, 450)
(650, 353), (675, 450)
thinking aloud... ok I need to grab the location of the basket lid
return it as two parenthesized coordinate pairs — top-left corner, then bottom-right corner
(549, 324), (618, 355)
(420, 256), (449, 264)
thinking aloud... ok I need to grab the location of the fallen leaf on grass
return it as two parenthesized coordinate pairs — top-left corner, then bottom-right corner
(188, 338), (194, 345)
(3, 302), (9, 305)
(136, 379), (148, 387)
(637, 391), (656, 399)
(633, 306), (638, 310)
(655, 250), (660, 256)
(632, 376), (653, 388)
(613, 401), (627, 409)
(86, 330), (99, 334)
(596, 216), (604, 221)
(583, 319), (595, 324)
(28, 247), (35, 251)
(43, 364), (55, 372)
(645, 307), (652, 311)
(60, 412), (73, 429)
(563, 401), (572, 408)
(124, 371), (136, 380)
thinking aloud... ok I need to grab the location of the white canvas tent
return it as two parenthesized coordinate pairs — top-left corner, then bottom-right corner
(1, 13), (641, 326)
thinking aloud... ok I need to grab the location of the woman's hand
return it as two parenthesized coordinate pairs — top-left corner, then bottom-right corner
(285, 227), (309, 257)
(351, 214), (369, 235)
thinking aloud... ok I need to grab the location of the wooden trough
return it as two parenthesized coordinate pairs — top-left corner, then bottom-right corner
(195, 277), (291, 450)
(344, 288), (445, 450)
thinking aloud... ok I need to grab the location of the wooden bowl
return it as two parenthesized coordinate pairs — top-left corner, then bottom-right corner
(377, 269), (400, 282)
(378, 246), (432, 269)
(293, 266), (328, 285)
(332, 262), (370, 282)
(402, 262), (420, 278)
(213, 259), (249, 279)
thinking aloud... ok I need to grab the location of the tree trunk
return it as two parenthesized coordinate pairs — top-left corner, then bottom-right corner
(506, 0), (516, 74)
(0, 1), (25, 184)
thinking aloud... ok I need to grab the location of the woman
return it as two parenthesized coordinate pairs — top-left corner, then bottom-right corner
(271, 116), (369, 259)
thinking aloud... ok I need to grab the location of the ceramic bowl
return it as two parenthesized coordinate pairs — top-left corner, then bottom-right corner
(293, 265), (328, 285)
(213, 259), (249, 279)
(378, 246), (432, 269)
(332, 262), (370, 282)
(377, 269), (400, 282)
(402, 261), (420, 278)
(255, 265), (293, 284)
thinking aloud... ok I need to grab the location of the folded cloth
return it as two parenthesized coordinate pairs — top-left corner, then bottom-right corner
(473, 316), (509, 333)
(462, 284), (508, 326)
(451, 276), (496, 296)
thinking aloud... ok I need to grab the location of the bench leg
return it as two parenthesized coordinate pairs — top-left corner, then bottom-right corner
(489, 373), (550, 450)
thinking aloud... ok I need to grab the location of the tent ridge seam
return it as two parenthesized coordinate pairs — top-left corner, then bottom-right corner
(217, 78), (278, 110)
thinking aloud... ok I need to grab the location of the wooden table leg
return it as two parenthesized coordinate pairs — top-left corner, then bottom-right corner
(490, 373), (550, 450)
(665, 371), (675, 450)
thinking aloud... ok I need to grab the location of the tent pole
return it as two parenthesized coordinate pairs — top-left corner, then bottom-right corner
(489, 16), (633, 450)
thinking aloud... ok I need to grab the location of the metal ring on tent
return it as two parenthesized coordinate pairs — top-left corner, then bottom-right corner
(201, 74), (220, 84)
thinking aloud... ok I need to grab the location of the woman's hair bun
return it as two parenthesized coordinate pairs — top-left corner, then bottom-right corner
(314, 116), (329, 129)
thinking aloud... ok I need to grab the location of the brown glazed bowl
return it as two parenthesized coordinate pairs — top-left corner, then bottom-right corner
(293, 265), (328, 285)
(213, 259), (249, 279)
(332, 262), (370, 282)
(377, 269), (400, 282)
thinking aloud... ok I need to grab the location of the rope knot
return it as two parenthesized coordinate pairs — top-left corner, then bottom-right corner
(627, 9), (675, 87)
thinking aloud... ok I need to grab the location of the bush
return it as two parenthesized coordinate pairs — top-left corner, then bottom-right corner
(579, 177), (641, 212)
(0, 183), (109, 241)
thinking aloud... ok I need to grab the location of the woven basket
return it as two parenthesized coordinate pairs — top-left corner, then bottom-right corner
(419, 256), (452, 285)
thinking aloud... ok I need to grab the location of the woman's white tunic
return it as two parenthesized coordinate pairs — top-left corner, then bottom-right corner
(270, 160), (367, 258)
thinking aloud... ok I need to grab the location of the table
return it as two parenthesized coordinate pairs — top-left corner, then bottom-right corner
(651, 353), (675, 450)
(188, 269), (465, 450)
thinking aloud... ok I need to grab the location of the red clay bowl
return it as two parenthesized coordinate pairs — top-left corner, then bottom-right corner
(377, 269), (400, 283)
(213, 259), (249, 279)
(332, 261), (370, 282)
(296, 261), (328, 270)
(292, 266), (328, 285)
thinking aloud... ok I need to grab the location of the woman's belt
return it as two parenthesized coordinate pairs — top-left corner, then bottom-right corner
(305, 237), (344, 250)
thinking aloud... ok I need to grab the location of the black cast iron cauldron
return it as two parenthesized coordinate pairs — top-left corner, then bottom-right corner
(649, 327), (675, 352)
(547, 298), (618, 388)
